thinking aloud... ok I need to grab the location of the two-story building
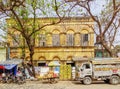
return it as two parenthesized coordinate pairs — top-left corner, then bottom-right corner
(7, 17), (95, 66)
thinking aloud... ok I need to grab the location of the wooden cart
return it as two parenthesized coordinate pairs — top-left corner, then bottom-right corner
(42, 76), (59, 84)
(42, 71), (59, 84)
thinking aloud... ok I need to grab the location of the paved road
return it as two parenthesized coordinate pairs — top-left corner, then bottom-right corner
(0, 81), (120, 89)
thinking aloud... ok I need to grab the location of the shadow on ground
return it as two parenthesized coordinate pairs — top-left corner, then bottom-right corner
(71, 80), (108, 85)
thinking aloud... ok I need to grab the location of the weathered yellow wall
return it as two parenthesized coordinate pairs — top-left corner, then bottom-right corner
(0, 48), (6, 61)
(7, 17), (95, 65)
(33, 47), (94, 61)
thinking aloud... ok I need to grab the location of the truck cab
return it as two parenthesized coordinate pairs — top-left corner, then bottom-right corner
(75, 62), (93, 84)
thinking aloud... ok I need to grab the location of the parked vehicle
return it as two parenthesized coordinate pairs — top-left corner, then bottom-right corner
(74, 58), (120, 85)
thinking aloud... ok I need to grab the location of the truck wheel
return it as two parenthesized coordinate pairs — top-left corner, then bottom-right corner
(83, 77), (92, 85)
(110, 76), (120, 85)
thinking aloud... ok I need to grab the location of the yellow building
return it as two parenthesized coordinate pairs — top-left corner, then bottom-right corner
(0, 42), (6, 61)
(7, 17), (95, 66)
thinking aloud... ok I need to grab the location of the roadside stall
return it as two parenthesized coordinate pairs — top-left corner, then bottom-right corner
(35, 66), (49, 79)
(0, 59), (23, 83)
(48, 61), (60, 75)
(41, 61), (60, 83)
(0, 59), (23, 76)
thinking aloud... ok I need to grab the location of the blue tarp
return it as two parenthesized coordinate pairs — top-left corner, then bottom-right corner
(1, 64), (17, 70)
(13, 65), (17, 75)
(0, 59), (22, 75)
(0, 64), (17, 75)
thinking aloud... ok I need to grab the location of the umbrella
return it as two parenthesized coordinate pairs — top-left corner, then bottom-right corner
(48, 61), (60, 66)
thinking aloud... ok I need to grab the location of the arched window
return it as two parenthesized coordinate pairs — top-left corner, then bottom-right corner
(52, 29), (60, 46)
(81, 34), (89, 46)
(38, 56), (46, 66)
(39, 30), (46, 47)
(67, 30), (74, 46)
(81, 29), (89, 46)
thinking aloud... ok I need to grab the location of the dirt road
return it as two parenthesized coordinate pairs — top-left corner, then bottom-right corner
(0, 81), (120, 89)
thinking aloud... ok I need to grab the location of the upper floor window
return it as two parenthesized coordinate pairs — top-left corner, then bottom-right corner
(81, 34), (89, 46)
(84, 34), (88, 41)
(52, 34), (60, 46)
(67, 34), (74, 46)
(39, 34), (46, 47)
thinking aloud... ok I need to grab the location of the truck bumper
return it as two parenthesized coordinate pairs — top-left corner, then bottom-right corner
(75, 77), (82, 81)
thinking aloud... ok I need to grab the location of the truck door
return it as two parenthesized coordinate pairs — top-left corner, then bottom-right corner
(80, 63), (92, 78)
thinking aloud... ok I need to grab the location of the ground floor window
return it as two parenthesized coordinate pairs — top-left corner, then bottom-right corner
(38, 63), (46, 67)
(66, 62), (75, 67)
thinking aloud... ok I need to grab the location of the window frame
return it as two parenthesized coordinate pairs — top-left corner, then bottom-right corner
(67, 34), (74, 46)
(52, 34), (60, 46)
(81, 34), (89, 46)
(39, 34), (46, 47)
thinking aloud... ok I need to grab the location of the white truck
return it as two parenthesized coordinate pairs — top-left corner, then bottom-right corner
(74, 58), (120, 85)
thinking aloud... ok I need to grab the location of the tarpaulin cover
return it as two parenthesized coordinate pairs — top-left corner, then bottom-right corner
(0, 64), (17, 75)
(0, 59), (22, 70)
(0, 59), (22, 75)
(2, 64), (16, 70)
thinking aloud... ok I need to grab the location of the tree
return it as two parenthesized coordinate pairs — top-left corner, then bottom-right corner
(0, 0), (67, 77)
(65, 0), (120, 57)
(0, 20), (26, 59)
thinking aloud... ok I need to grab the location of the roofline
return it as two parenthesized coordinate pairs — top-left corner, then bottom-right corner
(6, 16), (94, 21)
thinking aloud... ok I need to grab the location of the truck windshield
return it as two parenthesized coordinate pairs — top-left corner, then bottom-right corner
(85, 64), (90, 69)
(82, 63), (90, 69)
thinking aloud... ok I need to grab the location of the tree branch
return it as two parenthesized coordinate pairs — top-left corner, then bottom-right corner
(77, 1), (102, 35)
(29, 0), (65, 37)
(102, 0), (120, 35)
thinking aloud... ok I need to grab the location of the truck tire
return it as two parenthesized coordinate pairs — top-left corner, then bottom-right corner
(110, 75), (120, 85)
(83, 77), (92, 85)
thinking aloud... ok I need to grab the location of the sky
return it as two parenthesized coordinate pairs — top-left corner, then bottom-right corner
(0, 0), (119, 45)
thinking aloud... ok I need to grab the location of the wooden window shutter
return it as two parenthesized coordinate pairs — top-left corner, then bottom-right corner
(52, 34), (60, 46)
(39, 34), (46, 47)
(67, 34), (74, 46)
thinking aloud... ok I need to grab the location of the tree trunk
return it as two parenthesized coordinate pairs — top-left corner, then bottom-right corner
(25, 37), (36, 77)
(102, 42), (114, 57)
(29, 47), (36, 77)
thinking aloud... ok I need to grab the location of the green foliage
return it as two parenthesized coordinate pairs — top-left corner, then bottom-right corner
(19, 8), (29, 19)
(1, 0), (68, 43)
